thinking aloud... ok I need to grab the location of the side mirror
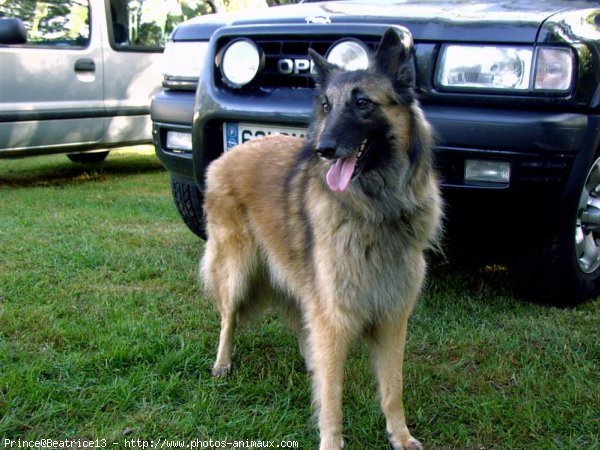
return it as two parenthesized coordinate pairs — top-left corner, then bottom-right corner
(0, 17), (28, 45)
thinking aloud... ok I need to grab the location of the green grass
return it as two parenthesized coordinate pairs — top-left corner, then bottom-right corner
(0, 148), (598, 449)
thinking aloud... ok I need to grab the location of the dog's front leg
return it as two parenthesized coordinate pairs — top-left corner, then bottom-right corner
(307, 312), (354, 450)
(370, 313), (423, 450)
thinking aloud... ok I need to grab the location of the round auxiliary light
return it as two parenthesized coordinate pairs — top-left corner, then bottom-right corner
(220, 39), (263, 88)
(327, 39), (370, 71)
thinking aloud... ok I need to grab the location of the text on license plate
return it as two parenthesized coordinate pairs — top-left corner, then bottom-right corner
(223, 122), (307, 152)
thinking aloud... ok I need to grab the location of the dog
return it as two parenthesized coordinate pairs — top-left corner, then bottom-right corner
(201, 27), (443, 450)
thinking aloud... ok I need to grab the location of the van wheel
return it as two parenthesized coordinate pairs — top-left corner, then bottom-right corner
(509, 155), (600, 306)
(170, 175), (206, 239)
(67, 151), (109, 164)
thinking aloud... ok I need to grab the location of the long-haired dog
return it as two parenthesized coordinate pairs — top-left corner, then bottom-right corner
(201, 27), (442, 450)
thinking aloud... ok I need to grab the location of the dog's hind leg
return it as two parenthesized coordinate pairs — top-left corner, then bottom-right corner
(296, 325), (312, 372)
(202, 229), (257, 378)
(370, 312), (423, 450)
(281, 303), (312, 372)
(212, 309), (236, 377)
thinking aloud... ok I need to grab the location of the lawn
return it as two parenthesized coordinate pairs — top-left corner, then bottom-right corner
(0, 148), (598, 449)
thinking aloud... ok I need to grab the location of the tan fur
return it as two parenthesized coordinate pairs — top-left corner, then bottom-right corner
(201, 30), (442, 450)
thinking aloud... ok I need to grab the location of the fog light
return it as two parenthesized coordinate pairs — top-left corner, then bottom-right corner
(166, 131), (192, 152)
(327, 39), (370, 71)
(465, 159), (510, 183)
(220, 38), (263, 88)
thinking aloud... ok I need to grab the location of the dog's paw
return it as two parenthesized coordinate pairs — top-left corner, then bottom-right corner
(318, 437), (344, 450)
(400, 438), (423, 450)
(211, 364), (232, 377)
(387, 431), (423, 450)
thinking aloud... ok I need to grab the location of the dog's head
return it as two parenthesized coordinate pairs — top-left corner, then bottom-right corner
(308, 28), (423, 193)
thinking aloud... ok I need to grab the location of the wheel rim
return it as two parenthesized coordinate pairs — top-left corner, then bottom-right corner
(575, 157), (600, 273)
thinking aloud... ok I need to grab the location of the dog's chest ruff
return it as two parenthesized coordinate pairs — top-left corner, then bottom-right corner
(309, 210), (424, 320)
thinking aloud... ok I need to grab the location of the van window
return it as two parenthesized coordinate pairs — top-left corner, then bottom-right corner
(109, 0), (215, 51)
(0, 0), (90, 48)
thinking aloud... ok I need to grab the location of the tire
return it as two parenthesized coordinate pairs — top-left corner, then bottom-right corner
(509, 155), (600, 306)
(170, 175), (206, 239)
(67, 151), (110, 164)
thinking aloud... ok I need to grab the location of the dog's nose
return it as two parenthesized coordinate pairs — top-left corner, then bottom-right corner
(316, 140), (337, 159)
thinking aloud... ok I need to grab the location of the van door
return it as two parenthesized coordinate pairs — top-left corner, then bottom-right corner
(101, 0), (215, 146)
(0, 0), (105, 156)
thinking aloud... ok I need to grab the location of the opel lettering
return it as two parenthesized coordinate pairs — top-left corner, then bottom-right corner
(277, 58), (314, 75)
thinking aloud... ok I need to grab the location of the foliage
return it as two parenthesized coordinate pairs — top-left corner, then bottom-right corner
(0, 0), (215, 49)
(0, 0), (89, 45)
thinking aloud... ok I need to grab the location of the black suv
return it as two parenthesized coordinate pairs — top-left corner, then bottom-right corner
(152, 0), (600, 306)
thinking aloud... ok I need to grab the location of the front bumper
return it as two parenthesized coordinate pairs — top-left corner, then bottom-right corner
(152, 90), (196, 179)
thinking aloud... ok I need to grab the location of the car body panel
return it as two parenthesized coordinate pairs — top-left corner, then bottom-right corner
(0, 1), (105, 154)
(174, 0), (595, 43)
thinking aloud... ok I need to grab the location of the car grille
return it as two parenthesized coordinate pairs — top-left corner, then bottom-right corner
(217, 36), (381, 90)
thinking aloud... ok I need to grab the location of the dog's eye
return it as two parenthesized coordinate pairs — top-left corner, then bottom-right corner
(322, 102), (330, 113)
(356, 98), (371, 110)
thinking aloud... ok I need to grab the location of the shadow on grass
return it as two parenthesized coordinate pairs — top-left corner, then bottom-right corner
(0, 148), (165, 188)
(426, 243), (518, 309)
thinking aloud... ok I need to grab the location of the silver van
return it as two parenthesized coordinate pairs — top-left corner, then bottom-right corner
(0, 0), (215, 162)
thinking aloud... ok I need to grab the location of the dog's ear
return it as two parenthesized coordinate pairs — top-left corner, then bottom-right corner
(309, 48), (335, 86)
(374, 28), (413, 85)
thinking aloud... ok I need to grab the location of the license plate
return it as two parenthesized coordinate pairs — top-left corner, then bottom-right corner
(223, 122), (307, 152)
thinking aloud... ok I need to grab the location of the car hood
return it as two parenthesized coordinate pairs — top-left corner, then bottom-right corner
(174, 0), (596, 43)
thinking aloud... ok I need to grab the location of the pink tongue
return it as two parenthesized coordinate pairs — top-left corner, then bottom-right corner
(326, 150), (358, 192)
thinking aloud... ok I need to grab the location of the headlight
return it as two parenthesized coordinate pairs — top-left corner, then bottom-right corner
(437, 45), (532, 90)
(162, 40), (209, 80)
(327, 39), (370, 71)
(437, 45), (574, 93)
(219, 39), (264, 88)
